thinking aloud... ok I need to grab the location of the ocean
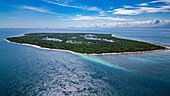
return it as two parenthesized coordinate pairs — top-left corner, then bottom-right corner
(0, 28), (170, 96)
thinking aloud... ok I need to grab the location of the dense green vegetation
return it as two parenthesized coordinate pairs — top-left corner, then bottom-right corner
(6, 33), (166, 54)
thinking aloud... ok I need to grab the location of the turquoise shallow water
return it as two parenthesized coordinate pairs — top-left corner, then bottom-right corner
(0, 28), (170, 96)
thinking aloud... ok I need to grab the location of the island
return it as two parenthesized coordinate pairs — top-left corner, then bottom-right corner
(6, 33), (166, 55)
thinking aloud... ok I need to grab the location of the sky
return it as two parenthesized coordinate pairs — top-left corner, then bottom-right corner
(0, 0), (170, 28)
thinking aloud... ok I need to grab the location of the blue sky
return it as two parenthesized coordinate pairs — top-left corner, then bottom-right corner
(0, 0), (170, 28)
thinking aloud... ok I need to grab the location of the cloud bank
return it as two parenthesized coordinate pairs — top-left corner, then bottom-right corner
(89, 19), (170, 27)
(67, 15), (133, 21)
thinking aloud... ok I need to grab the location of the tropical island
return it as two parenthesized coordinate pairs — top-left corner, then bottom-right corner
(6, 33), (166, 55)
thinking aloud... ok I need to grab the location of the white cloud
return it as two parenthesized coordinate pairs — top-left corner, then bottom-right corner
(22, 6), (56, 14)
(67, 15), (133, 21)
(99, 11), (106, 16)
(42, 0), (101, 11)
(150, 0), (170, 4)
(123, 5), (134, 8)
(89, 19), (170, 27)
(113, 8), (141, 15)
(106, 11), (113, 12)
(138, 3), (148, 6)
(113, 5), (170, 15)
(140, 6), (170, 12)
(112, 0), (170, 15)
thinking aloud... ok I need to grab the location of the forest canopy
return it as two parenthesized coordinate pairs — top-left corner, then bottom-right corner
(6, 33), (166, 54)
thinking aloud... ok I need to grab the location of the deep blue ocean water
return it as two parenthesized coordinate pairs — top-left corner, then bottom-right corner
(0, 28), (170, 96)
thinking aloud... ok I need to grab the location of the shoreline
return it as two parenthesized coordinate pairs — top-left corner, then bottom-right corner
(5, 39), (168, 55)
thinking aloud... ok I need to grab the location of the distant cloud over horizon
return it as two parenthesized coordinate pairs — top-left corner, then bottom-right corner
(64, 15), (133, 21)
(89, 19), (170, 28)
